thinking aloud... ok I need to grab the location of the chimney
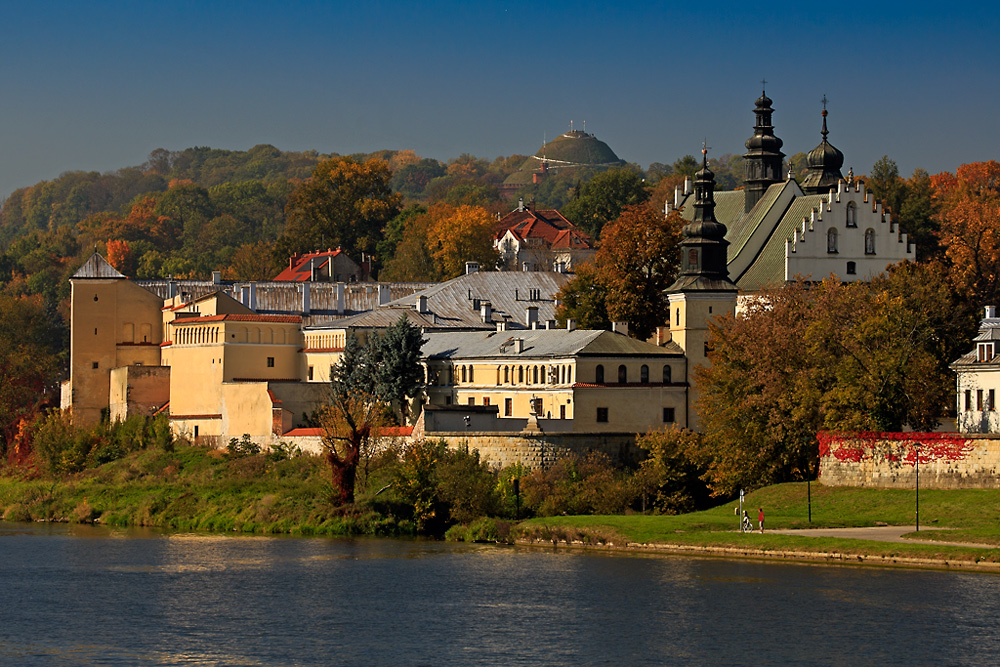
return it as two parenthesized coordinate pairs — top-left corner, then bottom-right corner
(525, 306), (538, 327)
(514, 338), (524, 354)
(248, 283), (257, 311)
(518, 196), (525, 212)
(378, 284), (391, 307)
(472, 297), (481, 311)
(675, 185), (683, 209)
(240, 285), (250, 307)
(566, 319), (577, 331)
(546, 319), (556, 330)
(987, 305), (997, 319)
(465, 261), (479, 275)
(168, 280), (177, 299)
(496, 321), (506, 332)
(612, 321), (629, 336)
(301, 282), (311, 315)
(289, 252), (300, 271)
(481, 301), (492, 324)
(336, 283), (346, 315)
(416, 294), (429, 314)
(684, 177), (692, 195)
(212, 271), (222, 284)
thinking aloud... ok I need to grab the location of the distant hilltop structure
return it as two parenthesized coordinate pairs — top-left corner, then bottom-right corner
(502, 125), (625, 190)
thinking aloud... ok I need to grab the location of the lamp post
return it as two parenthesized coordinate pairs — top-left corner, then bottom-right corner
(915, 442), (920, 532)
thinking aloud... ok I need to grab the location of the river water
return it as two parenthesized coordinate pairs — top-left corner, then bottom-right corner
(0, 522), (997, 666)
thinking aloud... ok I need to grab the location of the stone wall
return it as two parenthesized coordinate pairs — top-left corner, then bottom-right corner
(818, 432), (1000, 489)
(425, 431), (640, 469)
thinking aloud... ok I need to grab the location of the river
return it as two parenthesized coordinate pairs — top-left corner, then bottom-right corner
(0, 522), (997, 666)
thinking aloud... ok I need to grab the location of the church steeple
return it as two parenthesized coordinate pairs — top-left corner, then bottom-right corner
(800, 96), (845, 195)
(667, 147), (737, 294)
(742, 85), (785, 213)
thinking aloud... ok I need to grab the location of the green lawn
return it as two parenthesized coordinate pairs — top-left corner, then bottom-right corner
(518, 483), (1000, 564)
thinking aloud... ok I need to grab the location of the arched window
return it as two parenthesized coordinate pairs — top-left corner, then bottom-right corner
(865, 228), (876, 255)
(461, 366), (467, 383)
(827, 227), (838, 253)
(663, 365), (672, 384)
(468, 365), (474, 383)
(595, 365), (604, 384)
(504, 366), (510, 383)
(618, 365), (627, 384)
(846, 201), (857, 227)
(533, 366), (539, 384)
(640, 365), (649, 383)
(518, 366), (524, 383)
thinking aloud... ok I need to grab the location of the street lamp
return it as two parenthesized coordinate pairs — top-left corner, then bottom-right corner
(915, 441), (920, 532)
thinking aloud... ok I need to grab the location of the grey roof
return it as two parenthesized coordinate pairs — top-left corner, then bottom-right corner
(679, 190), (745, 228)
(974, 323), (1000, 341)
(71, 253), (126, 279)
(309, 271), (573, 332)
(726, 182), (790, 261)
(734, 193), (828, 290)
(421, 329), (683, 360)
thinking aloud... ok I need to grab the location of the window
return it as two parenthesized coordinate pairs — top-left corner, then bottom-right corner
(977, 389), (984, 411)
(676, 308), (680, 326)
(483, 397), (490, 406)
(468, 397), (475, 406)
(533, 398), (543, 416)
(663, 365), (672, 384)
(505, 398), (512, 416)
(445, 396), (452, 405)
(663, 407), (675, 423)
(640, 365), (649, 383)
(267, 357), (275, 368)
(533, 366), (539, 384)
(596, 407), (609, 423)
(846, 201), (857, 227)
(194, 426), (199, 438)
(688, 248), (698, 268)
(979, 343), (995, 362)
(618, 365), (627, 383)
(990, 390), (996, 411)
(560, 405), (566, 419)
(504, 366), (510, 383)
(308, 366), (314, 381)
(846, 261), (856, 275)
(865, 228), (876, 255)
(461, 366), (467, 383)
(518, 366), (524, 383)
(965, 389), (972, 412)
(596, 365), (605, 383)
(469, 366), (474, 383)
(827, 227), (838, 253)
(92, 361), (99, 369)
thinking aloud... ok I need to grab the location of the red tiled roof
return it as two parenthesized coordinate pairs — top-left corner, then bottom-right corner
(273, 249), (344, 282)
(284, 427), (323, 437)
(496, 208), (574, 232)
(172, 314), (302, 324)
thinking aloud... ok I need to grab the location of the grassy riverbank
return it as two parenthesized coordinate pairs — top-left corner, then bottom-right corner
(0, 444), (414, 536)
(518, 483), (1000, 565)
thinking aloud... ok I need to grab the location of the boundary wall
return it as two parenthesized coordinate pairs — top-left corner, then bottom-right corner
(819, 431), (1000, 489)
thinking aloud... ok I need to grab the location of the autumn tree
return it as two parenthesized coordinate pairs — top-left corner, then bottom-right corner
(105, 239), (136, 276)
(560, 168), (650, 239)
(933, 161), (1000, 304)
(319, 318), (425, 504)
(225, 240), (280, 281)
(425, 204), (500, 279)
(694, 264), (972, 495)
(276, 157), (401, 263)
(555, 204), (683, 339)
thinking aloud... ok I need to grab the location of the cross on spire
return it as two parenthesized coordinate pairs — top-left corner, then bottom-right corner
(821, 94), (828, 110)
(761, 77), (767, 92)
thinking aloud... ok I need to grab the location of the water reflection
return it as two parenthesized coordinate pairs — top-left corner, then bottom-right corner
(0, 522), (998, 666)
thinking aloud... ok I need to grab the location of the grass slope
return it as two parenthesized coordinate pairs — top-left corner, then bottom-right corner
(519, 483), (1000, 564)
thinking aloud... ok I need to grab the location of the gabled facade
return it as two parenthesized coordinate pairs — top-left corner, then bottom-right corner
(670, 92), (914, 290)
(273, 248), (366, 282)
(952, 306), (1000, 433)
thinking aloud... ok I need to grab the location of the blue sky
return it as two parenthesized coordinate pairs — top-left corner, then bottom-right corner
(0, 1), (997, 199)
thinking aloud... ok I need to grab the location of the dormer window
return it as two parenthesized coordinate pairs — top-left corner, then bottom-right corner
(978, 342), (995, 362)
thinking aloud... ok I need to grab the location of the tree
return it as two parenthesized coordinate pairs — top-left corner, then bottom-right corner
(319, 317), (425, 504)
(0, 294), (62, 454)
(672, 155), (699, 178)
(693, 264), (969, 495)
(424, 204), (499, 279)
(560, 168), (650, 239)
(555, 263), (611, 330)
(594, 205), (683, 339)
(225, 240), (279, 281)
(866, 155), (904, 218)
(933, 161), (1000, 304)
(898, 168), (940, 261)
(276, 157), (401, 263)
(635, 426), (709, 514)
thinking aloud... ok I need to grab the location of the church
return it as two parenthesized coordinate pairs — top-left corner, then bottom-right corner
(670, 91), (914, 290)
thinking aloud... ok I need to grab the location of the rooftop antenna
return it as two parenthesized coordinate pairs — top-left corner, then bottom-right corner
(570, 119), (573, 133)
(583, 120), (586, 134)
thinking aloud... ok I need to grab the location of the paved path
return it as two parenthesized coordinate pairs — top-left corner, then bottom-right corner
(768, 525), (994, 549)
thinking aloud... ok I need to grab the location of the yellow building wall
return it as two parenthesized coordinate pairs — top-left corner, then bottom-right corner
(67, 277), (163, 425)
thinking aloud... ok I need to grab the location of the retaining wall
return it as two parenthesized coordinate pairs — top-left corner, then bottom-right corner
(818, 432), (1000, 489)
(424, 431), (640, 469)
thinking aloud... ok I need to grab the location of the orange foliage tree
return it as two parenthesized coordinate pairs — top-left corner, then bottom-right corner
(933, 161), (1000, 304)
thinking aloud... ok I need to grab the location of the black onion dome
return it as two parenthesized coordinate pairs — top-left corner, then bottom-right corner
(801, 108), (845, 194)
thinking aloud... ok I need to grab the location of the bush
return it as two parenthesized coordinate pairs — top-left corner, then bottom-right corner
(521, 451), (637, 516)
(635, 426), (710, 514)
(227, 434), (262, 458)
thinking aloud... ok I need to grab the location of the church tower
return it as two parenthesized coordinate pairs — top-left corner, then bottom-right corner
(666, 149), (738, 428)
(742, 88), (785, 212)
(800, 98), (845, 195)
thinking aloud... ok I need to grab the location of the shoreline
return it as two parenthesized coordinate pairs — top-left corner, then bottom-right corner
(513, 538), (1000, 573)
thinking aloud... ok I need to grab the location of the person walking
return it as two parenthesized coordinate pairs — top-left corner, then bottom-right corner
(758, 507), (765, 533)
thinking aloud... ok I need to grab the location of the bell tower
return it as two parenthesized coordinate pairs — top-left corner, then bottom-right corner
(742, 86), (785, 212)
(666, 147), (738, 429)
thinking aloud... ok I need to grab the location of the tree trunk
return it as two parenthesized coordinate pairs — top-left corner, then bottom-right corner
(326, 437), (361, 505)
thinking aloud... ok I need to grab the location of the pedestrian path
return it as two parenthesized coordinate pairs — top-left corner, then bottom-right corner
(768, 525), (995, 549)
